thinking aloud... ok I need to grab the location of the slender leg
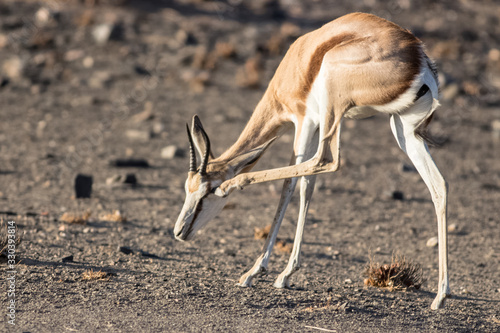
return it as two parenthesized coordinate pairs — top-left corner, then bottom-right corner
(238, 118), (317, 286)
(390, 113), (450, 309)
(237, 155), (299, 287)
(275, 122), (340, 288)
(274, 173), (317, 288)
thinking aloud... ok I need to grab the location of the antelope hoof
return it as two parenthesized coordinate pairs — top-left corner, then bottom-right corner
(237, 275), (253, 287)
(431, 293), (450, 310)
(214, 187), (228, 198)
(273, 276), (290, 289)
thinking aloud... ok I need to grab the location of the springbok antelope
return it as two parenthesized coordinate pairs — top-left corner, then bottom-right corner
(174, 12), (449, 309)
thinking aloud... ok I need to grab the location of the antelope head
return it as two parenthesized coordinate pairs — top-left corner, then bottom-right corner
(174, 115), (274, 241)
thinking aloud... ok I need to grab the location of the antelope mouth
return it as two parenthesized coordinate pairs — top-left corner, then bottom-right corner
(174, 200), (203, 241)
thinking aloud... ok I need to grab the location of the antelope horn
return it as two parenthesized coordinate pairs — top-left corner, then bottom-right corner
(199, 127), (211, 176)
(186, 124), (196, 172)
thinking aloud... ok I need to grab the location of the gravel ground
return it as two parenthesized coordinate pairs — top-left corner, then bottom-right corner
(1, 0), (499, 332)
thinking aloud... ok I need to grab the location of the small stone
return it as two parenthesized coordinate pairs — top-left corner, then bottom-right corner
(426, 236), (438, 247)
(36, 120), (47, 138)
(161, 145), (184, 159)
(125, 129), (151, 142)
(83, 56), (94, 68)
(344, 278), (353, 284)
(106, 173), (137, 186)
(61, 255), (74, 263)
(64, 49), (85, 62)
(152, 122), (165, 135)
(106, 175), (122, 185)
(401, 163), (417, 173)
(2, 57), (23, 80)
(92, 24), (112, 45)
(75, 174), (93, 198)
(88, 71), (111, 89)
(0, 33), (8, 49)
(35, 7), (51, 26)
(447, 223), (458, 232)
(392, 191), (404, 201)
(491, 120), (500, 141)
(118, 246), (133, 255)
(441, 83), (459, 101)
(123, 174), (137, 185)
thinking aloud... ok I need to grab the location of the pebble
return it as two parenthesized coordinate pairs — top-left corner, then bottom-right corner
(88, 71), (111, 89)
(92, 24), (113, 45)
(426, 236), (439, 247)
(61, 255), (74, 263)
(441, 83), (459, 101)
(447, 223), (458, 232)
(2, 57), (23, 80)
(491, 119), (500, 141)
(119, 246), (133, 255)
(152, 122), (165, 135)
(35, 7), (51, 26)
(82, 56), (94, 68)
(64, 49), (85, 62)
(125, 129), (151, 142)
(161, 145), (184, 159)
(106, 173), (137, 186)
(75, 174), (93, 198)
(0, 33), (7, 49)
(36, 120), (47, 138)
(401, 163), (417, 173)
(392, 191), (404, 201)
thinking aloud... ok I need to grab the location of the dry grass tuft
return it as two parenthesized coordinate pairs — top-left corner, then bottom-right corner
(254, 224), (271, 240)
(99, 210), (126, 223)
(254, 225), (292, 254)
(364, 255), (426, 290)
(81, 269), (110, 281)
(60, 211), (91, 224)
(275, 239), (292, 254)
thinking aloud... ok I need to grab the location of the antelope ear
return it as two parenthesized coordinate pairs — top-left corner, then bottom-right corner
(191, 115), (214, 161)
(228, 137), (277, 176)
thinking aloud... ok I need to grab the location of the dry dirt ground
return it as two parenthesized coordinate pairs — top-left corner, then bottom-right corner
(1, 0), (499, 332)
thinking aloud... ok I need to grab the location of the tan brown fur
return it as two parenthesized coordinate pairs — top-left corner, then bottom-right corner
(211, 13), (422, 172)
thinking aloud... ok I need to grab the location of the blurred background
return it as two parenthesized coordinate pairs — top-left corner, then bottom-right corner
(1, 0), (499, 213)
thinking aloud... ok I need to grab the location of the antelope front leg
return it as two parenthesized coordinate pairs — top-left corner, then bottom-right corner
(238, 175), (298, 287)
(274, 174), (317, 288)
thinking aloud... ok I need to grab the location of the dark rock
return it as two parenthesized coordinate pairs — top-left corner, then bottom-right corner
(110, 159), (150, 168)
(140, 250), (159, 259)
(123, 173), (137, 185)
(61, 255), (74, 263)
(0, 77), (9, 88)
(392, 191), (404, 201)
(401, 163), (417, 173)
(161, 145), (184, 159)
(106, 173), (137, 186)
(119, 246), (133, 255)
(75, 174), (93, 198)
